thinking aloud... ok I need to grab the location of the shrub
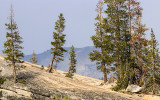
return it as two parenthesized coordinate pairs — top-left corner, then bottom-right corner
(17, 78), (27, 85)
(65, 73), (73, 78)
(41, 65), (44, 70)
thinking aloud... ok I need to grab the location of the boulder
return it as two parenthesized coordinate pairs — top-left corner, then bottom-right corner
(126, 85), (143, 93)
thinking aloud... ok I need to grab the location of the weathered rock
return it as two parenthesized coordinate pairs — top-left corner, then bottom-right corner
(0, 55), (144, 100)
(126, 85), (143, 93)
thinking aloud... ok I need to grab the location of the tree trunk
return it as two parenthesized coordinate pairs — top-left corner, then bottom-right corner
(130, 68), (135, 84)
(99, 1), (107, 83)
(11, 6), (16, 83)
(128, 0), (131, 36)
(139, 69), (143, 87)
(68, 63), (72, 74)
(103, 67), (107, 83)
(13, 63), (16, 83)
(152, 36), (155, 94)
(48, 54), (55, 73)
(128, 0), (133, 85)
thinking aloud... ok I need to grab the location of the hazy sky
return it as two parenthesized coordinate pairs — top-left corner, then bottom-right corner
(0, 0), (160, 55)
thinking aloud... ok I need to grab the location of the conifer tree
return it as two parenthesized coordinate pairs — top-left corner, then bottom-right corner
(3, 5), (24, 83)
(126, 0), (142, 37)
(48, 13), (67, 73)
(89, 0), (113, 83)
(124, 0), (148, 85)
(66, 45), (77, 78)
(145, 29), (160, 94)
(104, 0), (131, 90)
(129, 1), (148, 86)
(30, 50), (37, 64)
(104, 0), (129, 79)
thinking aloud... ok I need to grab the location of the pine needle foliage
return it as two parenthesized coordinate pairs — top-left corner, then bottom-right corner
(66, 45), (77, 78)
(104, 0), (131, 88)
(3, 5), (24, 83)
(48, 13), (67, 73)
(89, 0), (114, 83)
(143, 29), (160, 94)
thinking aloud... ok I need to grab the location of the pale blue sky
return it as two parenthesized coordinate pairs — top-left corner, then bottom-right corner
(0, 0), (160, 55)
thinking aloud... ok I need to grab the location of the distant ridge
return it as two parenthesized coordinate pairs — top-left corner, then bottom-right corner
(23, 46), (103, 79)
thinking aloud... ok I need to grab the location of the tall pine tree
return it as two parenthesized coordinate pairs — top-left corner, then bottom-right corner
(145, 29), (160, 94)
(104, 0), (132, 90)
(66, 45), (77, 78)
(48, 13), (67, 73)
(3, 5), (24, 83)
(104, 0), (129, 79)
(89, 0), (113, 83)
(129, 1), (149, 86)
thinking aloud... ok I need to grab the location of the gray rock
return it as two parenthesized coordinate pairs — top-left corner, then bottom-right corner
(126, 85), (143, 93)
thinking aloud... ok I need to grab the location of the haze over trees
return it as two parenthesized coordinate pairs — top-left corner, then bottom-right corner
(30, 50), (37, 64)
(3, 5), (24, 83)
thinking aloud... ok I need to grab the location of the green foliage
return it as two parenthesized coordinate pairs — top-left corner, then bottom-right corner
(90, 0), (114, 82)
(66, 46), (77, 78)
(62, 96), (70, 100)
(112, 74), (129, 91)
(0, 78), (6, 85)
(54, 94), (70, 100)
(30, 50), (38, 64)
(3, 6), (24, 83)
(0, 70), (6, 98)
(41, 65), (44, 70)
(143, 29), (160, 94)
(3, 21), (24, 65)
(141, 75), (160, 94)
(51, 13), (67, 63)
(0, 91), (2, 98)
(65, 73), (73, 78)
(17, 78), (27, 85)
(104, 0), (130, 78)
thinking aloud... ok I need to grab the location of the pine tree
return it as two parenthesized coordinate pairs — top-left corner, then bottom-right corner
(145, 29), (160, 94)
(89, 0), (113, 83)
(48, 13), (67, 73)
(30, 50), (38, 64)
(126, 0), (142, 37)
(104, 0), (129, 80)
(3, 5), (24, 83)
(124, 0), (148, 85)
(104, 0), (132, 89)
(128, 1), (149, 86)
(66, 45), (77, 78)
